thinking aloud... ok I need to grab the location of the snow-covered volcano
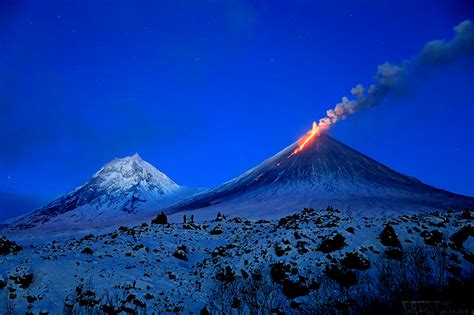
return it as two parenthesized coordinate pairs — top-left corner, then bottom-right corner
(165, 134), (474, 218)
(9, 154), (182, 230)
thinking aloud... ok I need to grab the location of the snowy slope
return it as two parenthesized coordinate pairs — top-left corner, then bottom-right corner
(165, 134), (474, 218)
(7, 154), (184, 231)
(1, 208), (473, 313)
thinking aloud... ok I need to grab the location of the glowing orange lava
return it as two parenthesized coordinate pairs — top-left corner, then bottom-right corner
(288, 121), (319, 158)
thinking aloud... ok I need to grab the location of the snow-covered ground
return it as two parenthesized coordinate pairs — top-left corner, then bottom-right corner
(1, 208), (473, 313)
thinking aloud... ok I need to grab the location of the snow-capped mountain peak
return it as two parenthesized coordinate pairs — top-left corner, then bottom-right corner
(8, 154), (180, 230)
(90, 153), (179, 196)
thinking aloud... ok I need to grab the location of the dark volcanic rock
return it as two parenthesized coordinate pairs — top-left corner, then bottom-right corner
(210, 226), (224, 235)
(346, 227), (355, 234)
(385, 247), (403, 261)
(10, 272), (34, 289)
(282, 279), (310, 299)
(324, 264), (357, 287)
(0, 236), (22, 255)
(216, 266), (236, 283)
(341, 251), (371, 270)
(450, 225), (474, 249)
(278, 214), (301, 229)
(172, 249), (188, 261)
(317, 233), (346, 253)
(422, 230), (444, 245)
(380, 224), (402, 248)
(151, 212), (168, 225)
(81, 247), (94, 255)
(270, 262), (292, 284)
(275, 243), (291, 257)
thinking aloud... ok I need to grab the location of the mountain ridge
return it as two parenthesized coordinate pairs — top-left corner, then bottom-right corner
(6, 134), (474, 231)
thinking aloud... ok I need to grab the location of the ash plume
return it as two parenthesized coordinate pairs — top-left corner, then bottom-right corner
(317, 19), (474, 130)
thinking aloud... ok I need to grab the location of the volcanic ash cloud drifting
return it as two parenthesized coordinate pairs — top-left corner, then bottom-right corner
(317, 19), (474, 130)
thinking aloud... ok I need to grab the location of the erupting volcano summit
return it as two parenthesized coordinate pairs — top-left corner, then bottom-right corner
(288, 121), (320, 158)
(165, 126), (474, 218)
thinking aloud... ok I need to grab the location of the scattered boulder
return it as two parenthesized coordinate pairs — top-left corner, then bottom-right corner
(210, 225), (223, 235)
(385, 247), (403, 261)
(172, 249), (187, 261)
(212, 246), (227, 258)
(10, 270), (34, 289)
(144, 293), (154, 300)
(216, 266), (235, 283)
(282, 278), (310, 299)
(341, 251), (371, 270)
(346, 227), (355, 234)
(118, 226), (129, 232)
(151, 212), (168, 225)
(296, 241), (309, 254)
(132, 243), (145, 251)
(133, 298), (146, 308)
(274, 243), (291, 257)
(324, 264), (357, 287)
(450, 225), (474, 249)
(214, 212), (225, 222)
(317, 233), (346, 253)
(200, 306), (210, 315)
(26, 295), (38, 304)
(0, 236), (22, 255)
(269, 262), (309, 298)
(183, 223), (203, 230)
(81, 234), (95, 241)
(177, 244), (188, 252)
(270, 262), (292, 284)
(81, 247), (94, 255)
(278, 214), (301, 228)
(230, 217), (242, 224)
(421, 230), (443, 245)
(76, 285), (99, 308)
(100, 303), (120, 314)
(380, 224), (402, 248)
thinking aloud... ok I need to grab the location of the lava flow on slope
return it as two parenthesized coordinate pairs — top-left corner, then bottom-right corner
(288, 121), (320, 158)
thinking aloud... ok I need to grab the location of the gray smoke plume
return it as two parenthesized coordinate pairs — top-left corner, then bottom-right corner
(317, 19), (474, 130)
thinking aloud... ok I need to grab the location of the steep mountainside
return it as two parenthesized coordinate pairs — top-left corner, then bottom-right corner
(165, 134), (474, 218)
(9, 154), (181, 230)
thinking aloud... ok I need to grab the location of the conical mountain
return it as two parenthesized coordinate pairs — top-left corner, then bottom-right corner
(10, 154), (180, 230)
(166, 134), (474, 218)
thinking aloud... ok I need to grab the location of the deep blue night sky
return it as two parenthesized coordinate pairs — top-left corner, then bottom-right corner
(1, 1), (473, 209)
